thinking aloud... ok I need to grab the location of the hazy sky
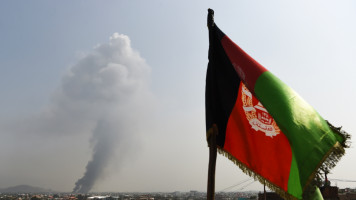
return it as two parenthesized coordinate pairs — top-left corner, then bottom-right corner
(1, 0), (356, 193)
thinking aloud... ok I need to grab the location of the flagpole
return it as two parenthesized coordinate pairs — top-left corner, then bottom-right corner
(207, 9), (216, 200)
(207, 124), (218, 200)
(207, 8), (214, 29)
(264, 182), (267, 200)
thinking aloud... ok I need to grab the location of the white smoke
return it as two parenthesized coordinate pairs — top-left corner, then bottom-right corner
(5, 33), (153, 193)
(66, 33), (152, 193)
(49, 33), (151, 135)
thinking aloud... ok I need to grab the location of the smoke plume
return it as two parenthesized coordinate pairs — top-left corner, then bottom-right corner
(1, 33), (151, 193)
(66, 33), (152, 193)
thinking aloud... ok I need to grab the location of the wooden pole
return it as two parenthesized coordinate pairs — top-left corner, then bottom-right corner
(207, 124), (218, 200)
(207, 9), (216, 200)
(264, 182), (267, 200)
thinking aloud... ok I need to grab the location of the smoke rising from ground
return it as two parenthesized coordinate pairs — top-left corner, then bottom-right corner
(66, 33), (152, 193)
(2, 33), (152, 193)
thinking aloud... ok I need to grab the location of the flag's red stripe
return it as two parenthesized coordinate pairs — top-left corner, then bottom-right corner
(221, 35), (267, 92)
(224, 82), (292, 191)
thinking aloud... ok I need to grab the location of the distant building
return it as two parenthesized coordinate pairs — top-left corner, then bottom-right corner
(138, 195), (154, 200)
(320, 186), (339, 200)
(339, 192), (356, 200)
(257, 192), (283, 200)
(88, 196), (111, 200)
(257, 186), (341, 200)
(190, 191), (198, 197)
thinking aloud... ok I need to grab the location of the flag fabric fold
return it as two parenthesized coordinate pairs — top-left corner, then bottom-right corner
(205, 18), (349, 200)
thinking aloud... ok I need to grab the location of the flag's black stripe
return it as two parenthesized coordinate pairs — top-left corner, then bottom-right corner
(206, 25), (241, 147)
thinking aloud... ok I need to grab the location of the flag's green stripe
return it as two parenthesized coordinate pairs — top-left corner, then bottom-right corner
(288, 153), (302, 199)
(309, 187), (324, 200)
(254, 71), (341, 198)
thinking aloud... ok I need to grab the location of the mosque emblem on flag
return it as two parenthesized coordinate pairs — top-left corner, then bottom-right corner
(241, 83), (281, 137)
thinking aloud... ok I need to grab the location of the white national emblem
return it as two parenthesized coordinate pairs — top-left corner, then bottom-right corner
(241, 83), (280, 137)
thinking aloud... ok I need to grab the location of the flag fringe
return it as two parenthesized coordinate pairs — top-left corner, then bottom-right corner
(307, 122), (350, 192)
(327, 121), (351, 148)
(218, 123), (350, 200)
(217, 148), (298, 200)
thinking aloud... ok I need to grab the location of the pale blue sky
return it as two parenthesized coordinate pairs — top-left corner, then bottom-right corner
(1, 0), (356, 193)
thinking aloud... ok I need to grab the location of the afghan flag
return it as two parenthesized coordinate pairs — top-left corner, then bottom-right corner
(205, 13), (349, 200)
